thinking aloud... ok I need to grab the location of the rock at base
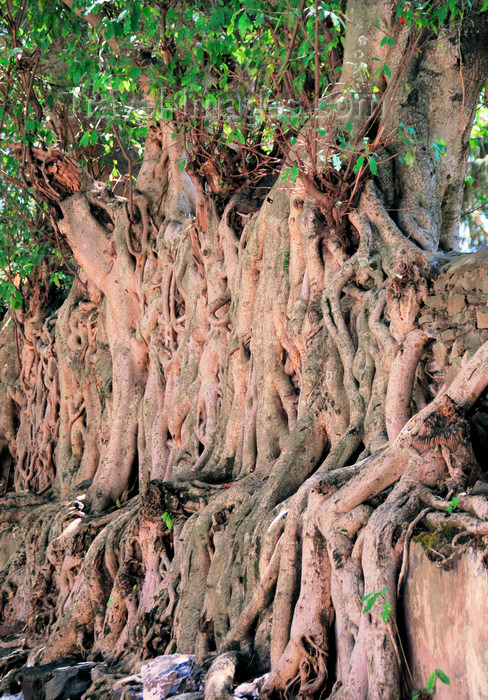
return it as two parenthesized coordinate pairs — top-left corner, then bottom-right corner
(21, 660), (94, 700)
(141, 654), (203, 700)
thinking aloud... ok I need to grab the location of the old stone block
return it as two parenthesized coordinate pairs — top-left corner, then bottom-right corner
(439, 329), (456, 343)
(453, 311), (468, 325)
(432, 342), (448, 367)
(460, 272), (477, 292)
(433, 276), (447, 293)
(141, 655), (202, 700)
(465, 332), (483, 353)
(424, 295), (444, 310)
(21, 660), (94, 700)
(450, 339), (465, 360)
(403, 544), (488, 700)
(418, 314), (434, 325)
(44, 663), (93, 700)
(477, 311), (488, 329)
(482, 273), (488, 294)
(447, 293), (466, 316)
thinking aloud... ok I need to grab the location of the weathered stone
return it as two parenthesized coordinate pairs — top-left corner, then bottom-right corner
(21, 660), (94, 700)
(476, 310), (488, 329)
(438, 329), (455, 343)
(0, 648), (28, 678)
(482, 273), (488, 294)
(432, 342), (448, 367)
(465, 331), (483, 353)
(141, 655), (202, 700)
(460, 272), (477, 292)
(467, 292), (479, 304)
(433, 277), (447, 293)
(447, 293), (466, 316)
(233, 674), (269, 699)
(418, 314), (434, 325)
(403, 543), (488, 700)
(449, 339), (465, 360)
(45, 663), (94, 700)
(453, 311), (468, 325)
(424, 295), (444, 310)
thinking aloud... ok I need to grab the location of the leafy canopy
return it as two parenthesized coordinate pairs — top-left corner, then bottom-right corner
(1, 0), (488, 311)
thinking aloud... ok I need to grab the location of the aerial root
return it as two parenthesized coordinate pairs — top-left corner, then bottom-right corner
(222, 533), (283, 650)
(297, 635), (328, 696)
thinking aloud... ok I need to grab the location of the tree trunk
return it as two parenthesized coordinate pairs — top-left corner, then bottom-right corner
(2, 3), (488, 698)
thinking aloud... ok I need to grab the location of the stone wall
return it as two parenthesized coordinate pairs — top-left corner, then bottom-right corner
(403, 543), (488, 699)
(421, 248), (488, 388)
(401, 248), (488, 699)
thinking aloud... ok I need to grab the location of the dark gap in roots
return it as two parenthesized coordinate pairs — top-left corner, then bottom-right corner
(126, 451), (139, 500)
(469, 396), (488, 477)
(324, 616), (338, 698)
(342, 216), (360, 257)
(0, 449), (14, 493)
(395, 587), (416, 699)
(344, 441), (366, 468)
(314, 439), (332, 474)
(89, 202), (114, 229)
(198, 440), (205, 457)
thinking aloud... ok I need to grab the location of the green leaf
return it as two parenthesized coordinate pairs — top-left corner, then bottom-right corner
(353, 155), (365, 173)
(116, 498), (121, 508)
(363, 597), (376, 613)
(381, 601), (391, 622)
(426, 671), (436, 692)
(162, 511), (173, 531)
(235, 130), (246, 145)
(384, 64), (392, 79)
(387, 37), (395, 47)
(130, 4), (141, 32)
(106, 597), (116, 607)
(361, 592), (375, 603)
(238, 12), (251, 38)
(368, 155), (377, 175)
(435, 669), (450, 685)
(290, 164), (299, 182)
